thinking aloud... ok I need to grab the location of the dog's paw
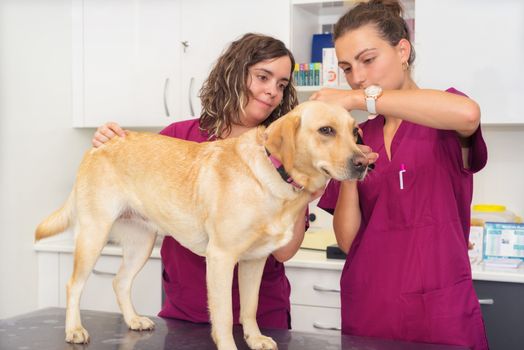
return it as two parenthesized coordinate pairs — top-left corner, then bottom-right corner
(128, 316), (155, 331)
(245, 334), (277, 350)
(65, 327), (90, 344)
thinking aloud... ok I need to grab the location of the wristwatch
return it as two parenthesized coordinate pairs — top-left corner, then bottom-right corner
(364, 85), (383, 114)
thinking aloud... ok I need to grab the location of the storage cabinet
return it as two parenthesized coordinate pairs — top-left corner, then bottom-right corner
(286, 264), (342, 333)
(474, 280), (524, 350)
(72, 0), (290, 127)
(414, 0), (524, 124)
(72, 0), (182, 127)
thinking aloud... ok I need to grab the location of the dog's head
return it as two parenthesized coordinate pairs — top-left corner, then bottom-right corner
(264, 101), (369, 191)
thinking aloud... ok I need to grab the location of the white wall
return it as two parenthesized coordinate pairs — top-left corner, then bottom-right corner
(474, 125), (524, 217)
(0, 0), (92, 318)
(0, 1), (523, 318)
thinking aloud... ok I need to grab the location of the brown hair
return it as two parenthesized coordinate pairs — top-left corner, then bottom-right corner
(199, 33), (298, 139)
(334, 0), (415, 65)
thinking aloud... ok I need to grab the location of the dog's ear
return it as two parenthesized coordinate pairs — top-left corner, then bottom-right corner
(264, 112), (300, 173)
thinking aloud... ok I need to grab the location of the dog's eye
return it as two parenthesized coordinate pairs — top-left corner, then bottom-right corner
(318, 126), (336, 136)
(353, 127), (359, 137)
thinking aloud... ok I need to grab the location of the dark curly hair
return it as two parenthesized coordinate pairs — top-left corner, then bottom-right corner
(199, 33), (298, 139)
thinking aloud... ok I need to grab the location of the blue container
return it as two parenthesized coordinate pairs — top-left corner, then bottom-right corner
(311, 33), (334, 63)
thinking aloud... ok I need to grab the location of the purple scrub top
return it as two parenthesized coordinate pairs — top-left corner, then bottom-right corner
(318, 88), (489, 349)
(157, 119), (291, 329)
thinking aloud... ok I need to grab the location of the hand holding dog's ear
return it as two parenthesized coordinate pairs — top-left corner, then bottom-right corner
(92, 122), (126, 148)
(358, 144), (379, 167)
(309, 88), (355, 110)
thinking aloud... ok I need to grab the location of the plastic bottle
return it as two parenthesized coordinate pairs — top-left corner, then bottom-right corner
(471, 204), (518, 225)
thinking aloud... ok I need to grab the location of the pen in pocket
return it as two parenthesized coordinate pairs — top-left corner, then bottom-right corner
(399, 164), (406, 190)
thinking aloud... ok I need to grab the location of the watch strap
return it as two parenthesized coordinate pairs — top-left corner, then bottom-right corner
(366, 97), (377, 114)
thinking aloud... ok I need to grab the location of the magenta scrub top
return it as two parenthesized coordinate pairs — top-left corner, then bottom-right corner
(318, 88), (489, 349)
(156, 119), (292, 329)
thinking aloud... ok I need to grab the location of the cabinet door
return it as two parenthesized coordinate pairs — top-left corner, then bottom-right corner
(415, 0), (524, 124)
(179, 0), (290, 118)
(474, 280), (524, 350)
(73, 0), (181, 127)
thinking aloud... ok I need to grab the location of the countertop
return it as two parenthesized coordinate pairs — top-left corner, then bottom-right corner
(0, 307), (469, 350)
(34, 235), (524, 284)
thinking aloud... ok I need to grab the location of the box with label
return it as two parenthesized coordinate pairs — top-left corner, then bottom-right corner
(483, 222), (524, 261)
(322, 48), (338, 87)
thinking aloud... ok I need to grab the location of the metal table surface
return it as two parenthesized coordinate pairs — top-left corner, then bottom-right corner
(0, 307), (469, 350)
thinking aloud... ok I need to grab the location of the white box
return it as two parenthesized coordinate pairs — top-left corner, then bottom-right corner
(322, 48), (338, 87)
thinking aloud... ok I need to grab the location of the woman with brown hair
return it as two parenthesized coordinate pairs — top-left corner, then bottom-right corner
(312, 1), (489, 349)
(92, 33), (311, 329)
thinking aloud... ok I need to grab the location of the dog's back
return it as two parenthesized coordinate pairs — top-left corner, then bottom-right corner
(35, 132), (208, 244)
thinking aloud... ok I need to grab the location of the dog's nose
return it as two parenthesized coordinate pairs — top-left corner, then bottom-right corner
(350, 154), (369, 173)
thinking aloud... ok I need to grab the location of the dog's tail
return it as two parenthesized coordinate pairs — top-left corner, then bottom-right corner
(35, 190), (75, 242)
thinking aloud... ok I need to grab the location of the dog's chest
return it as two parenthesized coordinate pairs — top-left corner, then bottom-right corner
(240, 211), (297, 260)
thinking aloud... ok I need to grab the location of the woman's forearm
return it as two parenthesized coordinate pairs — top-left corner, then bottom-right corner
(343, 88), (480, 137)
(272, 206), (307, 262)
(375, 89), (480, 137)
(333, 180), (361, 254)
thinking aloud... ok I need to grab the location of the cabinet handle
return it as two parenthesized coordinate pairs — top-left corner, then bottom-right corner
(181, 40), (190, 53)
(92, 269), (116, 277)
(313, 285), (340, 293)
(163, 78), (170, 117)
(188, 77), (195, 116)
(313, 322), (341, 331)
(478, 298), (494, 305)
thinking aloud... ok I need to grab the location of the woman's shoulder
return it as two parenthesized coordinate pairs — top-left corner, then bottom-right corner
(159, 118), (208, 142)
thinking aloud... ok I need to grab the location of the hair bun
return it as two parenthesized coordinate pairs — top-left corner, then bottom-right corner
(368, 0), (404, 18)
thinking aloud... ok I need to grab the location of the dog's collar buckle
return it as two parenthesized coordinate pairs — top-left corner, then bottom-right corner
(265, 148), (304, 191)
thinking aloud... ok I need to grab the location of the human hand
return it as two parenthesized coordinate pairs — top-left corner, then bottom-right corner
(309, 88), (360, 110)
(359, 144), (379, 168)
(92, 122), (126, 148)
(355, 128), (379, 168)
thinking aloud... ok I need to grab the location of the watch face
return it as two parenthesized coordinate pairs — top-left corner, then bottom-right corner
(365, 85), (382, 97)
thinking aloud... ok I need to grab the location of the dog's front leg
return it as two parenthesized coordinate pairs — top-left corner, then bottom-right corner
(238, 258), (277, 350)
(206, 249), (238, 350)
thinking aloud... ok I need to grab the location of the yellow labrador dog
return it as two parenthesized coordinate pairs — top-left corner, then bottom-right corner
(35, 101), (369, 350)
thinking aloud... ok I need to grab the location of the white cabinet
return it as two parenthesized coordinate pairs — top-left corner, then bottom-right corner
(72, 0), (290, 128)
(72, 0), (182, 127)
(413, 0), (524, 124)
(286, 261), (343, 333)
(36, 243), (162, 317)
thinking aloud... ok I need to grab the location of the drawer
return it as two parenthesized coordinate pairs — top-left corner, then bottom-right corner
(474, 280), (524, 350)
(58, 253), (162, 316)
(291, 304), (341, 334)
(286, 266), (341, 308)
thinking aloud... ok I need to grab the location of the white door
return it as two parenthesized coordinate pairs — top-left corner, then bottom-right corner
(73, 0), (181, 127)
(179, 0), (290, 118)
